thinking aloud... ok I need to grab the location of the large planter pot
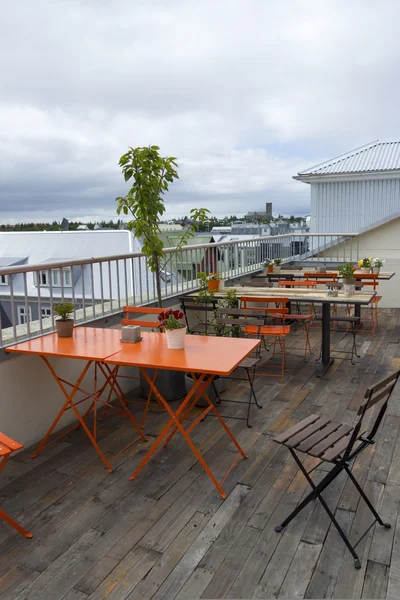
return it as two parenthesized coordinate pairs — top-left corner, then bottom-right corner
(185, 373), (228, 407)
(360, 267), (370, 274)
(140, 369), (186, 403)
(207, 279), (220, 292)
(56, 319), (74, 338)
(165, 326), (187, 349)
(273, 266), (281, 273)
(372, 267), (380, 274)
(342, 278), (356, 285)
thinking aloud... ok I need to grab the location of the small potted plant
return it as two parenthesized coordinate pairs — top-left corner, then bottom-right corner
(372, 258), (384, 274)
(358, 257), (372, 274)
(207, 273), (221, 292)
(53, 302), (75, 338)
(273, 258), (282, 273)
(263, 259), (273, 274)
(158, 308), (187, 349)
(338, 262), (356, 296)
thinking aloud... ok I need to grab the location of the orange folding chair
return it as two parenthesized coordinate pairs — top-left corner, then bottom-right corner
(0, 433), (33, 538)
(351, 274), (380, 335)
(240, 296), (290, 382)
(101, 305), (164, 427)
(277, 281), (315, 359)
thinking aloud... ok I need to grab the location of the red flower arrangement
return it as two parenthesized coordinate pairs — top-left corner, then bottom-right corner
(157, 308), (185, 330)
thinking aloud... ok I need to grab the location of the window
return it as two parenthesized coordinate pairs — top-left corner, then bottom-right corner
(41, 307), (52, 318)
(0, 274), (8, 285)
(17, 306), (32, 325)
(36, 268), (72, 288)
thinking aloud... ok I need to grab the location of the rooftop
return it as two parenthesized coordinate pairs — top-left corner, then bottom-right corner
(1, 309), (400, 599)
(296, 140), (400, 178)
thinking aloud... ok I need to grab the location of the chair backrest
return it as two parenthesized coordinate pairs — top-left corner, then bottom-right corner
(215, 307), (268, 336)
(278, 280), (317, 288)
(353, 273), (379, 290)
(121, 305), (162, 329)
(342, 369), (400, 462)
(240, 296), (288, 322)
(304, 272), (338, 284)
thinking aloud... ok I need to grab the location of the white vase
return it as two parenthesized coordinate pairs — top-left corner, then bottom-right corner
(165, 327), (187, 349)
(372, 267), (380, 274)
(273, 266), (281, 273)
(360, 267), (370, 274)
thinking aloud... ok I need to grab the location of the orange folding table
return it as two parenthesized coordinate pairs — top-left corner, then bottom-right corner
(6, 328), (146, 472)
(105, 332), (260, 498)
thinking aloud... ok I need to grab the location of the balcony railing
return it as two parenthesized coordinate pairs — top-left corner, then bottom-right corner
(0, 233), (358, 348)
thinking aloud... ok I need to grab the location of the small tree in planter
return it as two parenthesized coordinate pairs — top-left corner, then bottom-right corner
(116, 145), (210, 307)
(53, 302), (75, 338)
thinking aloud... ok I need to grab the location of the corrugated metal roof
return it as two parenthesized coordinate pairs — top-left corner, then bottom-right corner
(298, 141), (400, 176)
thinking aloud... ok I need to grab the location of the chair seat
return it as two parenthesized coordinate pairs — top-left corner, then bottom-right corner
(274, 414), (354, 462)
(272, 313), (313, 321)
(238, 357), (260, 369)
(330, 316), (361, 323)
(244, 325), (290, 336)
(371, 296), (382, 304)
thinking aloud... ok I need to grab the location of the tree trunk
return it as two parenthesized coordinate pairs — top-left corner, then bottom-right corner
(154, 259), (163, 308)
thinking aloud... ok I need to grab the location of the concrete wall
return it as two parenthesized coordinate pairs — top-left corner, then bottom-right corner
(331, 216), (400, 308)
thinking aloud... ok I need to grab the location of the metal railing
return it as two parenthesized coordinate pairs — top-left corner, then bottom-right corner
(0, 232), (358, 348)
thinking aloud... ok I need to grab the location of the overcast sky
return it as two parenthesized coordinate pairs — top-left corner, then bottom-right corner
(1, 0), (400, 223)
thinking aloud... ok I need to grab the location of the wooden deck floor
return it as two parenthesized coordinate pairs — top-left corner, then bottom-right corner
(1, 309), (400, 599)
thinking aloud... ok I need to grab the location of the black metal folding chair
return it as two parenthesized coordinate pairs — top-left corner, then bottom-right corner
(273, 369), (400, 568)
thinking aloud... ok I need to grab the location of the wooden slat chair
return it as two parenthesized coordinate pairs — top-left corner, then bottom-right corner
(274, 369), (400, 569)
(275, 281), (316, 359)
(179, 296), (219, 335)
(0, 433), (33, 538)
(240, 297), (291, 382)
(210, 308), (263, 427)
(102, 305), (164, 427)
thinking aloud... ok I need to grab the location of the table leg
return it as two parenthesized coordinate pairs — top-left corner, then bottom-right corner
(129, 368), (248, 499)
(317, 303), (334, 378)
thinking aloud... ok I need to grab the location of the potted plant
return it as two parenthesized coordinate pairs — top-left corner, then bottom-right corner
(338, 262), (356, 297)
(372, 258), (384, 274)
(158, 308), (187, 349)
(207, 272), (221, 292)
(53, 302), (75, 338)
(358, 257), (372, 274)
(273, 258), (282, 273)
(263, 259), (273, 274)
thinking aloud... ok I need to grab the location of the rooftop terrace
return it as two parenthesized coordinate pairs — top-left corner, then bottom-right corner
(1, 308), (399, 599)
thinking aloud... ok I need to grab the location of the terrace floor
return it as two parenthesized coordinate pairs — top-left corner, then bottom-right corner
(1, 309), (400, 599)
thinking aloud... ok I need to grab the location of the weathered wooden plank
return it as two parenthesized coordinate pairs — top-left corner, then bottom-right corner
(368, 415), (400, 485)
(305, 508), (354, 599)
(362, 560), (388, 599)
(369, 482), (400, 566)
(200, 526), (259, 599)
(75, 556), (119, 596)
(174, 568), (214, 600)
(150, 484), (250, 600)
(278, 541), (322, 599)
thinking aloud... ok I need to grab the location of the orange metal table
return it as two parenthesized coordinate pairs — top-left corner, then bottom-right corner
(6, 328), (146, 472)
(105, 332), (261, 498)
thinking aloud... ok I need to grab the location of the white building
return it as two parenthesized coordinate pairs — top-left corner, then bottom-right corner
(0, 230), (159, 328)
(294, 140), (400, 234)
(295, 141), (400, 307)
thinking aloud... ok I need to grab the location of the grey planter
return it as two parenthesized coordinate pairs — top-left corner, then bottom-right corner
(140, 369), (186, 403)
(342, 278), (356, 285)
(185, 373), (228, 407)
(56, 319), (74, 338)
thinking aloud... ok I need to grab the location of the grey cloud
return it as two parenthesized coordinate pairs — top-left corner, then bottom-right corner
(1, 0), (400, 221)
